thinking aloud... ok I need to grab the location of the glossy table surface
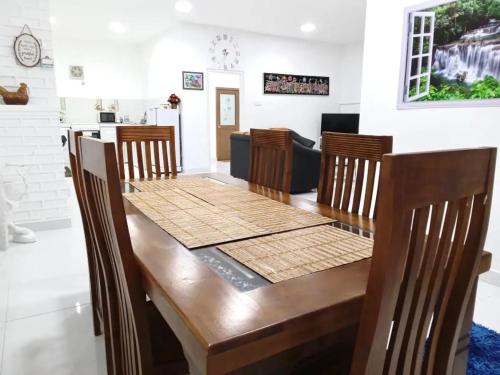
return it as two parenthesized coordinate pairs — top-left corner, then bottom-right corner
(124, 173), (492, 374)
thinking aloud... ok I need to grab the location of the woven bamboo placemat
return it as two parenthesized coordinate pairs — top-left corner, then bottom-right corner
(124, 178), (332, 248)
(129, 177), (221, 192)
(217, 225), (373, 283)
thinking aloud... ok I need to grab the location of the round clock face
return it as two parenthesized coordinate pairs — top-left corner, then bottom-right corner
(209, 33), (240, 70)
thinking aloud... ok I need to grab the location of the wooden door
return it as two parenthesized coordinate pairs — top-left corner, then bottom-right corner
(216, 87), (240, 161)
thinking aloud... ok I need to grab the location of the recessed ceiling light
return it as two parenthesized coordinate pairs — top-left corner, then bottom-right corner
(175, 0), (193, 13)
(300, 22), (316, 33)
(109, 21), (126, 34)
(49, 16), (56, 25)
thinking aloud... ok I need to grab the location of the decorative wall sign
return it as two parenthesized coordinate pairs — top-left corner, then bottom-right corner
(209, 33), (240, 70)
(13, 25), (41, 68)
(69, 65), (84, 80)
(263, 73), (330, 96)
(40, 50), (54, 67)
(398, 0), (500, 108)
(183, 71), (204, 90)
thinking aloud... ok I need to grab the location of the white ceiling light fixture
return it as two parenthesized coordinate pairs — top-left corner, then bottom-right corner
(49, 16), (56, 25)
(300, 22), (316, 33)
(175, 0), (193, 13)
(109, 21), (126, 34)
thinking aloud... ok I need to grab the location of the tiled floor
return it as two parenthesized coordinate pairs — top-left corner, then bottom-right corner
(0, 165), (499, 374)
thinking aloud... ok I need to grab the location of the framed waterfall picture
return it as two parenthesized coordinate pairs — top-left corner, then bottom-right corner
(398, 0), (500, 109)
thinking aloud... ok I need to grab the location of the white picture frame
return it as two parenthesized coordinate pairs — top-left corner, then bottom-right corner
(397, 0), (500, 109)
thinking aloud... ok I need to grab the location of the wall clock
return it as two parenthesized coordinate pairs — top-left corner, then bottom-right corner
(209, 33), (240, 70)
(13, 25), (41, 68)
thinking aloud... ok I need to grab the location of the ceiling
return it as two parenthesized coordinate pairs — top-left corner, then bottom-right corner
(49, 0), (367, 45)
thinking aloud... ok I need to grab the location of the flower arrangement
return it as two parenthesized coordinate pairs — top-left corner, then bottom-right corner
(168, 93), (181, 109)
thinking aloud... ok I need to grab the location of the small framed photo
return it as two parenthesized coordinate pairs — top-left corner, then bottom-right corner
(183, 71), (204, 90)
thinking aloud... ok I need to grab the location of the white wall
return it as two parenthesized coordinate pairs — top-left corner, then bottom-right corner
(360, 0), (500, 274)
(143, 23), (346, 171)
(53, 39), (145, 99)
(0, 0), (70, 230)
(338, 41), (364, 113)
(51, 23), (365, 172)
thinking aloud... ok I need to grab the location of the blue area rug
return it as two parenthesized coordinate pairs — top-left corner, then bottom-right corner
(467, 323), (500, 375)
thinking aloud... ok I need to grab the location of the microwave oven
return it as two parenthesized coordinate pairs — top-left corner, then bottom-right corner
(99, 112), (116, 123)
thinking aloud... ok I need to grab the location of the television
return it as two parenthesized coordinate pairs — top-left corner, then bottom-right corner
(321, 113), (359, 135)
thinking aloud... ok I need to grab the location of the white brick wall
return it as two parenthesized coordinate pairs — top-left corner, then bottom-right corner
(0, 0), (70, 229)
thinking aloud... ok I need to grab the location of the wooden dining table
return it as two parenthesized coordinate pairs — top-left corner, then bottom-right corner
(123, 173), (492, 375)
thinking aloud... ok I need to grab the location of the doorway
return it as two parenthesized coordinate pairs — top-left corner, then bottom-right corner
(216, 87), (240, 160)
(207, 71), (242, 164)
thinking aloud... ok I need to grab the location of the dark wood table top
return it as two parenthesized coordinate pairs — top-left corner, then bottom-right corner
(124, 173), (492, 374)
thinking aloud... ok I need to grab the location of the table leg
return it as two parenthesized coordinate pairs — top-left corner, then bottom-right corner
(452, 279), (478, 375)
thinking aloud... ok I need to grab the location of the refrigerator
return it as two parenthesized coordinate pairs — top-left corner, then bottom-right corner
(146, 108), (183, 171)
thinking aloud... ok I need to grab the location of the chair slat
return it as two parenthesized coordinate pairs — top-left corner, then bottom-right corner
(145, 141), (152, 177)
(351, 159), (365, 214)
(168, 127), (178, 175)
(341, 157), (355, 211)
(153, 141), (161, 176)
(362, 160), (377, 217)
(162, 140), (170, 176)
(135, 142), (144, 179)
(117, 140), (125, 179)
(126, 141), (134, 179)
(323, 155), (336, 206)
(333, 156), (345, 208)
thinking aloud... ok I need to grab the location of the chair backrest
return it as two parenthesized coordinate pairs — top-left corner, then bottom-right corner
(79, 136), (153, 375)
(68, 130), (104, 336)
(116, 126), (177, 180)
(68, 130), (89, 239)
(317, 132), (393, 218)
(249, 128), (293, 193)
(350, 147), (496, 375)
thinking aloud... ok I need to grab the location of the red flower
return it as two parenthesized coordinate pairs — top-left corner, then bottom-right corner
(168, 94), (181, 104)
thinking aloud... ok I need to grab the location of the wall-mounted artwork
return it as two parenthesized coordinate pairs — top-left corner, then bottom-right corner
(399, 0), (500, 108)
(263, 73), (330, 96)
(183, 71), (204, 90)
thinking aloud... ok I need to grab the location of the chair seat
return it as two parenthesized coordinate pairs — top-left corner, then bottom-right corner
(314, 206), (376, 233)
(146, 301), (189, 374)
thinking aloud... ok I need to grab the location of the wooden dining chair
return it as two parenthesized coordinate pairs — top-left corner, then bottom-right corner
(68, 130), (103, 337)
(317, 132), (393, 219)
(249, 128), (293, 193)
(116, 126), (177, 180)
(351, 147), (496, 375)
(78, 136), (187, 375)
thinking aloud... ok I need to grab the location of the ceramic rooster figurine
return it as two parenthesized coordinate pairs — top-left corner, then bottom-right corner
(0, 83), (29, 105)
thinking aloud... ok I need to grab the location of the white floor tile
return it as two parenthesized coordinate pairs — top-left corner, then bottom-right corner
(474, 281), (500, 332)
(0, 324), (5, 373)
(5, 228), (88, 287)
(1, 305), (106, 375)
(6, 273), (90, 321)
(476, 280), (500, 301)
(295, 190), (318, 202)
(0, 265), (8, 326)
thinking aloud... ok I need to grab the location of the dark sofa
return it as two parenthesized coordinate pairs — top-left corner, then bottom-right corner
(230, 132), (321, 194)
